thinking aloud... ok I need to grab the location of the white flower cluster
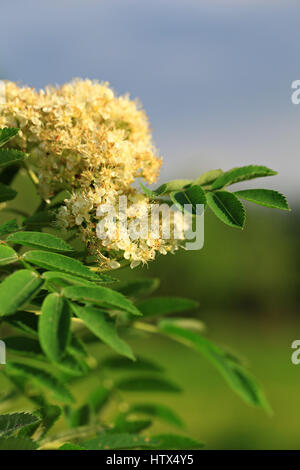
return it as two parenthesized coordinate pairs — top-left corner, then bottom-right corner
(0, 79), (187, 269)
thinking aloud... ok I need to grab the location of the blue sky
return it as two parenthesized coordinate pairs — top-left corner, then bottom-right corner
(1, 0), (299, 199)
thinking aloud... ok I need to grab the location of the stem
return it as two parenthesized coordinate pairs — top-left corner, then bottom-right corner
(133, 321), (158, 334)
(39, 423), (104, 449)
(23, 161), (39, 187)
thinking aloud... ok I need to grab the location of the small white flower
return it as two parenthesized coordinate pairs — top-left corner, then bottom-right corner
(109, 259), (120, 269)
(130, 260), (141, 269)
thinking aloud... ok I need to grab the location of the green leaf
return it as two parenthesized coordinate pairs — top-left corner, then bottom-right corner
(0, 412), (40, 437)
(5, 311), (38, 336)
(0, 390), (18, 404)
(68, 334), (88, 358)
(82, 432), (158, 450)
(0, 219), (18, 237)
(115, 278), (160, 298)
(0, 437), (37, 450)
(0, 183), (17, 202)
(211, 165), (277, 190)
(39, 293), (71, 362)
(170, 185), (206, 215)
(5, 337), (44, 359)
(42, 270), (114, 287)
(136, 296), (198, 318)
(56, 353), (89, 377)
(5, 362), (74, 404)
(0, 270), (44, 317)
(139, 180), (192, 198)
(116, 376), (181, 393)
(88, 386), (110, 414)
(139, 182), (157, 198)
(37, 405), (62, 438)
(234, 189), (290, 211)
(129, 403), (184, 428)
(0, 127), (19, 147)
(194, 169), (223, 187)
(0, 244), (18, 265)
(152, 433), (204, 450)
(70, 304), (135, 360)
(42, 271), (93, 288)
(206, 191), (245, 229)
(157, 180), (193, 194)
(7, 231), (73, 252)
(59, 443), (85, 450)
(65, 404), (91, 428)
(113, 418), (152, 434)
(64, 285), (142, 316)
(3, 370), (28, 394)
(102, 355), (163, 372)
(23, 211), (56, 229)
(17, 419), (40, 439)
(0, 148), (26, 168)
(158, 320), (271, 412)
(30, 290), (55, 308)
(23, 250), (100, 280)
(0, 165), (19, 186)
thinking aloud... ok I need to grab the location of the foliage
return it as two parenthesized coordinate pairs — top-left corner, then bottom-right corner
(0, 127), (289, 450)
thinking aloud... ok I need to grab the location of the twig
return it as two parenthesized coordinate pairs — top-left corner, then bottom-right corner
(23, 161), (39, 187)
(39, 423), (104, 449)
(133, 321), (158, 334)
